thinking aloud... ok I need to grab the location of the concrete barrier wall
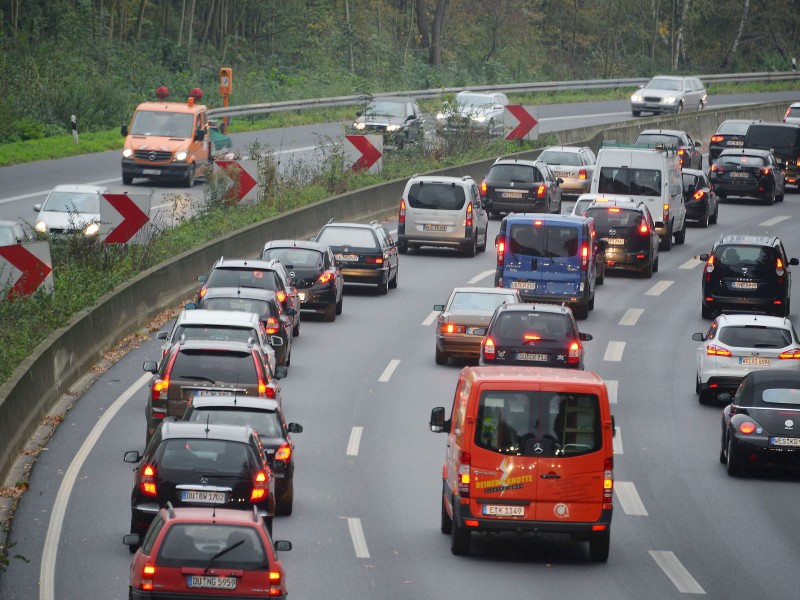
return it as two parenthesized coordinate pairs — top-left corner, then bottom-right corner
(0, 101), (789, 482)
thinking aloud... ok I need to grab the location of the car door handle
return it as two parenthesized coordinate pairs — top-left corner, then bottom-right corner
(540, 472), (561, 479)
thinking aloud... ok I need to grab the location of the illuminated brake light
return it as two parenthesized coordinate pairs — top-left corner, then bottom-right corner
(482, 337), (496, 361)
(761, 168), (770, 175)
(581, 242), (589, 270)
(523, 334), (541, 341)
(317, 271), (334, 285)
(608, 207), (621, 213)
(275, 290), (287, 302)
(251, 470), (268, 501)
(779, 348), (800, 359)
(705, 255), (715, 276)
(275, 442), (291, 462)
(711, 135), (724, 142)
(140, 465), (157, 497)
(534, 220), (543, 226)
(366, 256), (384, 264)
(602, 457), (613, 510)
(265, 316), (280, 335)
(142, 563), (155, 591)
(442, 323), (466, 334)
(199, 288), (208, 298)
(710, 164), (722, 172)
(480, 180), (487, 195)
(268, 569), (283, 596)
(776, 258), (785, 276)
(639, 222), (649, 234)
(465, 202), (474, 228)
(568, 341), (581, 364)
(706, 344), (732, 357)
(496, 239), (505, 267)
(152, 377), (169, 402)
(692, 190), (705, 201)
(536, 184), (546, 199)
(399, 198), (406, 224)
(457, 451), (471, 499)
(578, 168), (587, 180)
(738, 421), (756, 435)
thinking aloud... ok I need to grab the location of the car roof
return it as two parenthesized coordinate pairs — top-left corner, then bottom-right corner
(213, 258), (279, 269)
(718, 148), (771, 157)
(541, 145), (590, 152)
(189, 395), (281, 412)
(716, 314), (791, 328)
(160, 506), (263, 525)
(747, 121), (800, 130)
(160, 421), (255, 442)
(717, 119), (758, 127)
(742, 369), (800, 387)
(650, 75), (684, 81)
(492, 157), (541, 167)
(451, 286), (518, 296)
(173, 338), (257, 352)
(465, 365), (605, 386)
(716, 234), (777, 246)
(200, 287), (279, 303)
(176, 309), (261, 326)
(638, 129), (687, 137)
(682, 168), (705, 177)
(48, 184), (106, 194)
(503, 213), (589, 226)
(496, 302), (572, 315)
(264, 239), (328, 252)
(321, 221), (379, 230)
(408, 174), (474, 184)
(585, 198), (645, 211)
(576, 193), (634, 203)
(134, 101), (207, 114)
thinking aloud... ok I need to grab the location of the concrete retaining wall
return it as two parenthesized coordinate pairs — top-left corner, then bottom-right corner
(0, 101), (789, 482)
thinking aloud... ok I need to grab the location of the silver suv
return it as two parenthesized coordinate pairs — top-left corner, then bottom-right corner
(397, 174), (489, 257)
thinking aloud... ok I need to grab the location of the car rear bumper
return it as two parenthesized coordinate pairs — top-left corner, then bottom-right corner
(486, 198), (547, 213)
(454, 502), (612, 539)
(297, 285), (337, 309)
(699, 375), (743, 392)
(436, 335), (483, 358)
(399, 233), (472, 250)
(340, 266), (388, 285)
(131, 590), (286, 600)
(703, 294), (787, 314)
(731, 434), (800, 466)
(604, 248), (653, 271)
(712, 180), (772, 198)
(685, 201), (710, 219)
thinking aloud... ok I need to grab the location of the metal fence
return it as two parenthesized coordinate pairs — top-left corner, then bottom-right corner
(207, 71), (800, 119)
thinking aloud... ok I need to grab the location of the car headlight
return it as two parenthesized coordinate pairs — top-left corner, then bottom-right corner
(122, 148), (133, 158)
(35, 221), (47, 233)
(353, 122), (366, 130)
(83, 222), (100, 237)
(471, 115), (487, 123)
(663, 96), (676, 104)
(631, 94), (643, 102)
(174, 151), (188, 161)
(386, 124), (401, 132)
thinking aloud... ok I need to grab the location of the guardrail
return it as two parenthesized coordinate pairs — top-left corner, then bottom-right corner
(207, 71), (800, 119)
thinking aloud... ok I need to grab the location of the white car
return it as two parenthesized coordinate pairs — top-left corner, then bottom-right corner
(630, 75), (707, 116)
(33, 184), (109, 236)
(437, 91), (508, 135)
(569, 193), (635, 217)
(783, 102), (800, 124)
(692, 314), (800, 404)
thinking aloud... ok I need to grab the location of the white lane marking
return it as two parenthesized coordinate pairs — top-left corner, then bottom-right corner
(604, 341), (625, 362)
(612, 426), (623, 455)
(760, 215), (790, 227)
(40, 373), (150, 600)
(422, 310), (439, 326)
(277, 145), (317, 155)
(649, 550), (706, 595)
(615, 482), (650, 517)
(644, 280), (674, 296)
(0, 178), (120, 205)
(606, 380), (618, 404)
(469, 269), (495, 284)
(346, 426), (363, 456)
(540, 111), (630, 121)
(680, 257), (703, 270)
(348, 517), (370, 558)
(619, 308), (643, 326)
(378, 359), (401, 382)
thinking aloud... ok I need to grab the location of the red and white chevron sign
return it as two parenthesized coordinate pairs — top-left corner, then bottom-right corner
(0, 242), (54, 300)
(101, 193), (151, 244)
(504, 105), (539, 140)
(215, 159), (259, 202)
(345, 134), (383, 173)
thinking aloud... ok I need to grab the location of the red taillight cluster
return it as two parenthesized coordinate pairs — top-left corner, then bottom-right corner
(710, 135), (724, 142)
(268, 570), (283, 596)
(465, 202), (474, 227)
(250, 470), (269, 501)
(761, 168), (770, 176)
(365, 256), (384, 265)
(602, 457), (613, 510)
(777, 258), (785, 276)
(140, 465), (157, 497)
(442, 323), (466, 334)
(692, 190), (706, 201)
(259, 379), (276, 399)
(779, 348), (800, 359)
(457, 451), (471, 500)
(578, 168), (587, 180)
(567, 341), (581, 365)
(141, 564), (156, 591)
(738, 421), (757, 435)
(639, 222), (649, 234)
(317, 271), (334, 285)
(662, 203), (669, 222)
(265, 316), (280, 335)
(536, 184), (546, 199)
(480, 180), (487, 195)
(706, 344), (732, 357)
(580, 243), (589, 271)
(199, 288), (208, 298)
(399, 198), (406, 224)
(275, 442), (292, 462)
(496, 240), (505, 267)
(710, 164), (723, 172)
(152, 377), (169, 403)
(482, 337), (496, 360)
(275, 290), (287, 303)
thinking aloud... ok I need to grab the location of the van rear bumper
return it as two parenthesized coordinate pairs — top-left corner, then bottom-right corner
(454, 503), (612, 537)
(122, 159), (193, 179)
(398, 234), (471, 250)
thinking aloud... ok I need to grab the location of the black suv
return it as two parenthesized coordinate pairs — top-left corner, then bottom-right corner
(699, 235), (798, 319)
(478, 303), (592, 369)
(709, 148), (785, 204)
(709, 119), (756, 161)
(182, 396), (302, 515)
(123, 421), (275, 549)
(584, 199), (660, 278)
(262, 240), (344, 322)
(315, 219), (399, 294)
(480, 158), (563, 217)
(634, 128), (702, 169)
(351, 96), (423, 149)
(682, 168), (718, 228)
(743, 122), (800, 188)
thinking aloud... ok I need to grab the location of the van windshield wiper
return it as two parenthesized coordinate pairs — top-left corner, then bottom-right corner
(204, 540), (244, 573)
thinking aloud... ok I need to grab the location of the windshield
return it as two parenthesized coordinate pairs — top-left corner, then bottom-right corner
(317, 227), (377, 248)
(157, 524), (267, 569)
(645, 78), (682, 91)
(42, 191), (99, 214)
(746, 126), (800, 149)
(172, 350), (257, 384)
(597, 167), (661, 196)
(636, 133), (682, 148)
(717, 121), (752, 135)
(365, 100), (406, 118)
(186, 408), (283, 437)
(203, 298), (274, 318)
(718, 154), (766, 167)
(718, 326), (792, 348)
(508, 223), (578, 258)
(488, 164), (541, 183)
(406, 182), (466, 210)
(262, 248), (323, 269)
(130, 110), (195, 137)
(457, 94), (494, 108)
(157, 438), (251, 475)
(585, 208), (642, 231)
(538, 151), (582, 166)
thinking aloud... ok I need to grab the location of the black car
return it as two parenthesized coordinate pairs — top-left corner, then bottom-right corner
(709, 149), (785, 204)
(182, 396), (302, 515)
(315, 219), (399, 295)
(480, 158), (563, 218)
(743, 121), (800, 188)
(262, 240), (344, 321)
(351, 96), (423, 149)
(634, 128), (702, 169)
(478, 303), (592, 369)
(709, 119), (756, 161)
(719, 370), (800, 476)
(194, 287), (294, 368)
(124, 421), (276, 549)
(682, 168), (719, 228)
(699, 235), (798, 319)
(584, 199), (659, 278)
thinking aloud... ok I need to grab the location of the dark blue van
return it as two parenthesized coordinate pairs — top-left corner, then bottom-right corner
(494, 213), (601, 319)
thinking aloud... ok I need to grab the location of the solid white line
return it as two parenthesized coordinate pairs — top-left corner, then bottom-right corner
(468, 269), (495, 284)
(346, 426), (363, 456)
(378, 359), (400, 382)
(276, 145), (317, 155)
(612, 426), (623, 455)
(644, 280), (674, 296)
(348, 517), (370, 559)
(680, 257), (703, 270)
(422, 310), (439, 326)
(604, 341), (625, 362)
(615, 482), (650, 516)
(649, 550), (706, 594)
(40, 373), (150, 600)
(619, 308), (643, 326)
(606, 380), (618, 404)
(539, 111), (630, 121)
(760, 215), (790, 227)
(0, 178), (120, 205)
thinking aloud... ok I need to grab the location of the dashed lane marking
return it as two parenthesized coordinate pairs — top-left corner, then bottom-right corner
(760, 215), (790, 227)
(606, 380), (618, 404)
(619, 308), (643, 326)
(378, 359), (401, 382)
(348, 518), (370, 559)
(680, 258), (703, 269)
(469, 270), (495, 284)
(615, 481), (650, 516)
(644, 280), (674, 296)
(649, 550), (706, 594)
(604, 341), (625, 362)
(422, 311), (439, 326)
(346, 427), (363, 456)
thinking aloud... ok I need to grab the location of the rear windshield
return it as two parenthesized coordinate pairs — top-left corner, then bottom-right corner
(157, 524), (267, 569)
(760, 388), (800, 406)
(718, 326), (792, 348)
(406, 182), (467, 210)
(157, 438), (252, 475)
(682, 172), (700, 188)
(449, 291), (516, 312)
(172, 350), (257, 384)
(746, 126), (800, 149)
(206, 268), (279, 291)
(491, 311), (574, 343)
(185, 408), (283, 438)
(717, 121), (751, 135)
(173, 325), (257, 345)
(317, 227), (377, 248)
(508, 223), (579, 258)
(598, 167), (661, 196)
(488, 164), (541, 183)
(475, 390), (601, 458)
(713, 244), (777, 266)
(635, 133), (682, 148)
(202, 298), (274, 318)
(584, 208), (642, 230)
(718, 154), (766, 167)
(262, 247), (323, 269)
(538, 151), (582, 166)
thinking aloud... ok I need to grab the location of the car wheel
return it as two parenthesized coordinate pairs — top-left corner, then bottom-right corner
(323, 303), (336, 322)
(398, 242), (408, 255)
(596, 267), (605, 285)
(699, 99), (705, 111)
(440, 484), (452, 534)
(478, 226), (488, 252)
(676, 101), (684, 114)
(641, 259), (653, 278)
(674, 221), (686, 244)
(292, 319), (300, 337)
(184, 164), (196, 188)
(435, 346), (448, 366)
(652, 255), (659, 273)
(776, 187), (785, 202)
(285, 349), (291, 368)
(572, 302), (589, 320)
(719, 433), (727, 464)
(589, 530), (610, 563)
(122, 173), (133, 185)
(766, 185), (775, 205)
(389, 267), (398, 289)
(378, 275), (389, 295)
(710, 203), (719, 225)
(701, 304), (713, 319)
(335, 294), (343, 315)
(632, 110), (641, 117)
(451, 513), (471, 556)
(489, 210), (500, 220)
(276, 485), (293, 516)
(699, 212), (709, 228)
(726, 437), (740, 476)
(265, 516), (274, 536)
(659, 223), (673, 251)
(698, 387), (712, 405)
(464, 235), (477, 257)
(588, 291), (595, 311)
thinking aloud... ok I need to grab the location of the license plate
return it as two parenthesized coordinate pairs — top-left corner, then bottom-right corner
(728, 140), (744, 146)
(298, 292), (307, 301)
(516, 352), (548, 362)
(181, 490), (227, 503)
(466, 327), (482, 335)
(502, 192), (524, 199)
(730, 172), (750, 178)
(606, 238), (625, 246)
(553, 171), (570, 178)
(510, 281), (536, 290)
(482, 505), (525, 516)
(740, 357), (771, 366)
(194, 390), (230, 397)
(731, 281), (758, 289)
(423, 224), (447, 232)
(142, 169), (161, 175)
(335, 254), (359, 262)
(187, 576), (237, 590)
(771, 436), (800, 447)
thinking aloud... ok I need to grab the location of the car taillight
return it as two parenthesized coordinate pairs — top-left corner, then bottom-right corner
(265, 316), (280, 335)
(578, 168), (587, 180)
(602, 457), (613, 510)
(457, 451), (471, 499)
(275, 442), (291, 462)
(250, 470), (268, 501)
(692, 190), (706, 201)
(140, 465), (157, 497)
(480, 180), (487, 195)
(536, 184), (546, 199)
(399, 198), (406, 224)
(259, 379), (276, 399)
(465, 202), (474, 227)
(152, 377), (169, 402)
(710, 164), (722, 172)
(482, 337), (496, 361)
(738, 421), (756, 435)
(268, 570), (282, 596)
(496, 239), (505, 267)
(704, 255), (715, 280)
(142, 564), (155, 591)
(442, 323), (466, 334)
(639, 222), (649, 234)
(581, 242), (589, 270)
(366, 256), (383, 264)
(317, 271), (334, 285)
(779, 348), (800, 359)
(568, 341), (581, 364)
(199, 288), (208, 298)
(275, 290), (287, 302)
(711, 135), (724, 142)
(777, 258), (785, 276)
(706, 344), (732, 357)
(761, 168), (770, 175)
(662, 203), (669, 222)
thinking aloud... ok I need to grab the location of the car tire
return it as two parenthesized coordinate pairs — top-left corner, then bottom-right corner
(450, 513), (471, 556)
(776, 187), (785, 202)
(726, 437), (740, 477)
(632, 110), (641, 117)
(653, 255), (659, 273)
(435, 346), (448, 366)
(699, 212), (709, 228)
(378, 275), (389, 295)
(674, 221), (686, 245)
(398, 243), (408, 255)
(335, 295), (343, 315)
(588, 291), (595, 311)
(478, 226), (488, 252)
(698, 387), (711, 405)
(710, 204), (719, 225)
(596, 267), (605, 285)
(464, 235), (477, 257)
(276, 486), (293, 516)
(659, 223), (673, 251)
(389, 267), (398, 289)
(641, 259), (653, 278)
(122, 173), (133, 185)
(573, 302), (589, 320)
(184, 164), (196, 188)
(266, 516), (274, 536)
(293, 319), (300, 337)
(589, 530), (610, 563)
(719, 434), (727, 464)
(676, 101), (684, 114)
(440, 484), (452, 534)
(701, 304), (713, 319)
(323, 303), (336, 322)
(766, 185), (775, 205)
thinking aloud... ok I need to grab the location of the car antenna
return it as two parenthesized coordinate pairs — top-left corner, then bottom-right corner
(205, 414), (210, 436)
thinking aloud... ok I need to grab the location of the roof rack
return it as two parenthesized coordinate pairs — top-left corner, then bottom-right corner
(327, 218), (335, 224)
(166, 502), (175, 519)
(369, 219), (379, 225)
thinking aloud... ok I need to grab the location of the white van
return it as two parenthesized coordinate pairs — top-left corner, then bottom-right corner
(590, 144), (686, 251)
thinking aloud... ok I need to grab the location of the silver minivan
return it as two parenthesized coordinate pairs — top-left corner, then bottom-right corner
(397, 175), (489, 257)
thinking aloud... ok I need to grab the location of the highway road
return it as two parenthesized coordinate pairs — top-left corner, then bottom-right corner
(2, 92), (800, 599)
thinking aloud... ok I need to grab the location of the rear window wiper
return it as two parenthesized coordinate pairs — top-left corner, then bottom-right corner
(204, 539), (244, 573)
(177, 375), (217, 383)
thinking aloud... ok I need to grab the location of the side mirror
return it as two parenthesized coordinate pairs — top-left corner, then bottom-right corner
(433, 304), (445, 311)
(155, 331), (169, 340)
(269, 335), (284, 347)
(717, 392), (732, 404)
(579, 332), (593, 341)
(790, 258), (799, 266)
(288, 423), (303, 433)
(430, 407), (448, 433)
(274, 366), (288, 380)
(695, 141), (702, 148)
(692, 332), (706, 342)
(274, 540), (292, 552)
(699, 253), (709, 261)
(184, 303), (197, 310)
(33, 204), (42, 212)
(123, 534), (141, 547)
(197, 274), (208, 283)
(143, 361), (159, 373)
(194, 128), (205, 142)
(121, 125), (128, 137)
(556, 178), (564, 186)
(123, 450), (142, 463)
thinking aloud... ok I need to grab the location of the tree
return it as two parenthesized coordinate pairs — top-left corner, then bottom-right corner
(721, 0), (749, 71)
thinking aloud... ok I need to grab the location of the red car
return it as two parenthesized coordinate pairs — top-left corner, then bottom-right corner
(124, 505), (291, 599)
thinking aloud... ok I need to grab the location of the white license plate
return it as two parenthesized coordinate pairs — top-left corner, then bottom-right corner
(510, 281), (536, 290)
(606, 238), (625, 245)
(771, 436), (800, 447)
(142, 169), (161, 175)
(187, 576), (237, 590)
(728, 140), (744, 146)
(553, 171), (570, 178)
(482, 505), (525, 516)
(194, 390), (230, 397)
(730, 172), (750, 178)
(335, 254), (359, 262)
(502, 192), (524, 199)
(423, 224), (447, 232)
(741, 357), (771, 366)
(466, 327), (482, 335)
(298, 292), (307, 301)
(181, 490), (227, 503)
(731, 281), (758, 289)
(516, 352), (548, 362)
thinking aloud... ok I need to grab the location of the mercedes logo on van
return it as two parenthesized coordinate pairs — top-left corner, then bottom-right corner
(148, 151), (157, 161)
(533, 442), (544, 454)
